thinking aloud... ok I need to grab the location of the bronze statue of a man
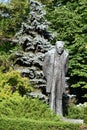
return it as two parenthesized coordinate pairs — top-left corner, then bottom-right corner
(43, 41), (69, 116)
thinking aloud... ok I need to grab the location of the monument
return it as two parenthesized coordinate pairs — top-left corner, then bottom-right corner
(43, 41), (69, 116)
(12, 0), (70, 112)
(12, 0), (84, 123)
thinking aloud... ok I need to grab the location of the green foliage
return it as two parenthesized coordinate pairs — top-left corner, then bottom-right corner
(0, 68), (32, 96)
(0, 86), (80, 130)
(0, 0), (29, 38)
(0, 117), (80, 130)
(0, 42), (22, 61)
(0, 93), (59, 120)
(46, 0), (87, 99)
(66, 103), (87, 123)
(0, 42), (22, 76)
(0, 83), (80, 129)
(0, 1), (86, 129)
(0, 93), (80, 130)
(38, 0), (53, 4)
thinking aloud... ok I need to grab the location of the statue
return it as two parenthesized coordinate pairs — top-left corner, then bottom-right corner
(43, 41), (69, 116)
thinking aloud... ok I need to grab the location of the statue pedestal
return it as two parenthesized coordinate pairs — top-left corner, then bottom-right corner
(62, 117), (84, 124)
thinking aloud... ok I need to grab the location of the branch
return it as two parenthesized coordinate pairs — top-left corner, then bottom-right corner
(0, 36), (13, 42)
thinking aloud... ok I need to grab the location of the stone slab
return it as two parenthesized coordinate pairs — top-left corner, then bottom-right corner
(62, 117), (84, 124)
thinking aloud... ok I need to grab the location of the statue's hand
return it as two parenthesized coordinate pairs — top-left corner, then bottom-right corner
(46, 93), (50, 104)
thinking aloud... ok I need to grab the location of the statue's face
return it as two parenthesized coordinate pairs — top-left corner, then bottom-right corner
(56, 41), (64, 54)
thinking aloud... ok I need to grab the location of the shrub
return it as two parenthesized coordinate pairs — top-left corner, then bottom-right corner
(0, 92), (60, 121)
(0, 42), (21, 61)
(66, 103), (87, 123)
(0, 117), (80, 130)
(0, 68), (33, 96)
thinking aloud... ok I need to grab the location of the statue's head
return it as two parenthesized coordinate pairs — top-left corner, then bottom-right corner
(55, 41), (64, 54)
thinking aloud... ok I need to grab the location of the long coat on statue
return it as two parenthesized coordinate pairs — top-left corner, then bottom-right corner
(43, 45), (69, 115)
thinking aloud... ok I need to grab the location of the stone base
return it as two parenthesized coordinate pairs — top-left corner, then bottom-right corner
(62, 117), (84, 124)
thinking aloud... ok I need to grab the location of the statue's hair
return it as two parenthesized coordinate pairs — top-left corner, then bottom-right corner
(55, 41), (64, 46)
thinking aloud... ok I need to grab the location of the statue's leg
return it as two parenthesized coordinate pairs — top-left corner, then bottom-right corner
(55, 79), (63, 116)
(55, 99), (63, 116)
(49, 80), (56, 112)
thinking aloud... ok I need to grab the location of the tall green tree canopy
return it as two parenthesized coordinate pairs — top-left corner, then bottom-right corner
(0, 0), (29, 38)
(46, 0), (87, 102)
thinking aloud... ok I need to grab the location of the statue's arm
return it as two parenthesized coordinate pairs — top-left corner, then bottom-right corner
(65, 51), (69, 74)
(43, 53), (50, 79)
(43, 49), (55, 94)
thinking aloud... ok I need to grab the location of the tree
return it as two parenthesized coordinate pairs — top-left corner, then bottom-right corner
(46, 0), (87, 102)
(0, 0), (29, 38)
(38, 0), (53, 4)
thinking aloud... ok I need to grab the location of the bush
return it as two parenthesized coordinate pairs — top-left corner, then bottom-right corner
(0, 68), (32, 96)
(0, 92), (81, 130)
(0, 42), (21, 60)
(66, 103), (87, 123)
(0, 117), (80, 130)
(0, 92), (60, 121)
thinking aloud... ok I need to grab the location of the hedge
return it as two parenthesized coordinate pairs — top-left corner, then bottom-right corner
(0, 117), (81, 130)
